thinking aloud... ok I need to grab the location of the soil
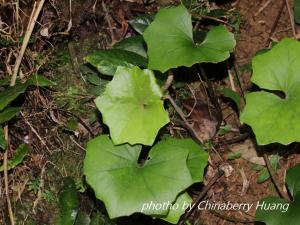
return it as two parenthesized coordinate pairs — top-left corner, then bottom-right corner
(0, 0), (300, 224)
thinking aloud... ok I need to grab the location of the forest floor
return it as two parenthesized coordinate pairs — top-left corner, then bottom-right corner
(1, 0), (300, 224)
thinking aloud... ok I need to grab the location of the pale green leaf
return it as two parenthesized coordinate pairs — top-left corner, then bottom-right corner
(113, 35), (147, 58)
(0, 107), (21, 124)
(256, 163), (300, 225)
(241, 38), (300, 145)
(84, 135), (197, 218)
(86, 49), (147, 76)
(0, 144), (29, 171)
(143, 4), (236, 72)
(95, 66), (169, 145)
(159, 192), (192, 224)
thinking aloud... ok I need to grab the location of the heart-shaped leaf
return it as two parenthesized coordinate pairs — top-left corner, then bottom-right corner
(84, 135), (208, 218)
(95, 66), (169, 145)
(241, 38), (300, 145)
(86, 49), (147, 76)
(256, 163), (300, 225)
(143, 4), (236, 73)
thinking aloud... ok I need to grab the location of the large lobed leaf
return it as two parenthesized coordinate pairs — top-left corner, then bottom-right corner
(256, 164), (300, 225)
(241, 38), (300, 145)
(84, 135), (208, 219)
(95, 66), (169, 145)
(143, 4), (236, 73)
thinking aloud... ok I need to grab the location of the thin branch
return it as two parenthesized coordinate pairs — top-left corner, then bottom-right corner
(177, 169), (224, 225)
(284, 0), (296, 38)
(11, 0), (45, 86)
(263, 153), (291, 201)
(264, 0), (285, 47)
(166, 95), (203, 145)
(209, 210), (255, 224)
(161, 70), (174, 94)
(3, 126), (15, 225)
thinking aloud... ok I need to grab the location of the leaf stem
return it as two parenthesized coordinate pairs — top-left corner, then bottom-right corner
(177, 169), (224, 225)
(166, 95), (203, 145)
(263, 153), (291, 201)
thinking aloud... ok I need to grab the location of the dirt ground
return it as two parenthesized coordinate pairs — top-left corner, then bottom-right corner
(1, 0), (300, 224)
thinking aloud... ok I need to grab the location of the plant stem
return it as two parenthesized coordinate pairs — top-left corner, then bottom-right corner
(166, 95), (203, 145)
(161, 70), (174, 94)
(196, 65), (223, 123)
(177, 169), (224, 225)
(3, 126), (14, 225)
(263, 153), (291, 201)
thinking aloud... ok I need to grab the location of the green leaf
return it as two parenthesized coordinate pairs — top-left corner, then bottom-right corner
(0, 84), (27, 111)
(256, 163), (300, 225)
(86, 49), (147, 76)
(143, 4), (236, 72)
(113, 35), (147, 58)
(257, 154), (280, 184)
(95, 66), (169, 145)
(74, 211), (91, 225)
(26, 74), (56, 86)
(86, 73), (102, 86)
(0, 107), (21, 124)
(0, 126), (6, 150)
(0, 75), (54, 111)
(218, 87), (241, 109)
(129, 14), (155, 34)
(295, 0), (300, 24)
(0, 144), (29, 172)
(240, 38), (300, 145)
(227, 151), (241, 160)
(56, 177), (79, 225)
(160, 192), (192, 224)
(84, 135), (205, 218)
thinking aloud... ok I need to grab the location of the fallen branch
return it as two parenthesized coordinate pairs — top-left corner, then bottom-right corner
(177, 169), (224, 225)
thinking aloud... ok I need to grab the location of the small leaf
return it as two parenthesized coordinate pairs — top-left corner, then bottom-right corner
(143, 4), (236, 72)
(56, 177), (79, 225)
(84, 136), (207, 218)
(257, 154), (280, 184)
(86, 49), (147, 76)
(86, 73), (102, 86)
(295, 0), (300, 24)
(218, 88), (241, 109)
(74, 211), (91, 225)
(129, 14), (155, 34)
(227, 151), (241, 160)
(0, 144), (29, 172)
(241, 38), (300, 145)
(0, 84), (27, 111)
(0, 107), (21, 124)
(0, 126), (6, 150)
(160, 192), (192, 224)
(113, 35), (147, 58)
(95, 66), (169, 145)
(256, 163), (300, 225)
(26, 74), (56, 86)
